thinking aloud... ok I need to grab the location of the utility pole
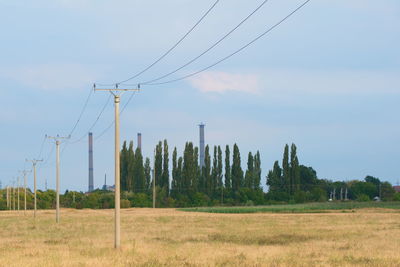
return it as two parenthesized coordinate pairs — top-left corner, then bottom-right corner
(6, 186), (9, 209)
(153, 149), (156, 209)
(19, 170), (31, 216)
(345, 187), (348, 201)
(12, 180), (15, 210)
(94, 83), (139, 249)
(46, 135), (70, 223)
(17, 176), (20, 212)
(26, 159), (43, 218)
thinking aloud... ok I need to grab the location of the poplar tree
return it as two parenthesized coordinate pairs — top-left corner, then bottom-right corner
(177, 156), (183, 194)
(144, 157), (151, 191)
(224, 145), (231, 189)
(282, 144), (290, 194)
(155, 141), (163, 187)
(120, 141), (128, 191)
(244, 152), (254, 188)
(290, 143), (300, 193)
(127, 141), (135, 192)
(253, 151), (261, 190)
(133, 147), (145, 193)
(231, 143), (243, 193)
(204, 145), (212, 195)
(182, 142), (196, 193)
(266, 161), (282, 192)
(217, 146), (223, 188)
(172, 147), (178, 194)
(162, 139), (169, 194)
(211, 146), (218, 193)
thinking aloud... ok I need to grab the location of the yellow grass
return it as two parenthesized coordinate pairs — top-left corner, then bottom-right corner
(0, 208), (399, 266)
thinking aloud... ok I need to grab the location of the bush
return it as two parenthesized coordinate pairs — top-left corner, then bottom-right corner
(120, 199), (131, 208)
(356, 194), (370, 202)
(393, 193), (400, 201)
(294, 191), (307, 203)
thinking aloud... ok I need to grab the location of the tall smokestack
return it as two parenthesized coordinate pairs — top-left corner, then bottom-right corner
(199, 123), (205, 168)
(88, 132), (94, 192)
(137, 133), (142, 151)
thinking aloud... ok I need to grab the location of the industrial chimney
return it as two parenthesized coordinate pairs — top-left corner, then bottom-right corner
(88, 132), (94, 192)
(137, 133), (142, 151)
(199, 123), (205, 168)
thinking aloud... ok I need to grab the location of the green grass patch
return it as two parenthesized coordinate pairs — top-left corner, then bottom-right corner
(179, 202), (400, 214)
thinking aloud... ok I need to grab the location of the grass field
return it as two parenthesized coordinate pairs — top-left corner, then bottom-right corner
(1, 206), (400, 266)
(180, 201), (400, 214)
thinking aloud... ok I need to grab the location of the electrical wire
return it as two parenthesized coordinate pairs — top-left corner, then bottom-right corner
(37, 136), (46, 159)
(143, 0), (311, 86)
(67, 87), (94, 137)
(117, 0), (220, 85)
(68, 94), (113, 145)
(95, 91), (138, 140)
(139, 0), (270, 85)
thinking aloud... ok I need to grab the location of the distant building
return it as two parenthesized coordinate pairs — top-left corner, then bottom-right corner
(393, 186), (400, 193)
(102, 172), (115, 191)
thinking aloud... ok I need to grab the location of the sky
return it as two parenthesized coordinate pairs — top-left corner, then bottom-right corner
(0, 0), (399, 192)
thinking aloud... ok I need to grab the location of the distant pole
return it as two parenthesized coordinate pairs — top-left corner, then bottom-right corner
(345, 187), (348, 201)
(152, 149), (156, 209)
(6, 186), (9, 209)
(12, 182), (15, 210)
(17, 177), (20, 212)
(19, 170), (30, 216)
(379, 182), (382, 200)
(94, 83), (139, 249)
(26, 159), (43, 218)
(46, 135), (70, 223)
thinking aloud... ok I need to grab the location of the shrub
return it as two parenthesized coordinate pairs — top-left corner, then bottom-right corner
(356, 194), (370, 202)
(120, 199), (131, 208)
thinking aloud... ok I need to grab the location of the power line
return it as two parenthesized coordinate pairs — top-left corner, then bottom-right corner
(68, 94), (113, 145)
(143, 0), (311, 86)
(67, 87), (94, 137)
(139, 0), (271, 85)
(117, 0), (221, 85)
(95, 91), (138, 140)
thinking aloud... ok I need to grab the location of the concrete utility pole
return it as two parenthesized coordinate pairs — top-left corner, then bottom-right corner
(17, 176), (20, 212)
(26, 159), (43, 218)
(19, 170), (31, 216)
(46, 134), (70, 223)
(6, 186), (9, 209)
(94, 83), (139, 249)
(12, 181), (15, 210)
(153, 149), (156, 209)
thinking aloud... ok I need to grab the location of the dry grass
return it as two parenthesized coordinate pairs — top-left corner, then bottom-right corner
(0, 208), (400, 266)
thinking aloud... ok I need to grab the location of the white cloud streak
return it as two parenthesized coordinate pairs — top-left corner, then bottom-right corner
(188, 71), (261, 94)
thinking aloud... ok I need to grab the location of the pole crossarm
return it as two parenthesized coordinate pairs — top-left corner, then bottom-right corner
(93, 83), (140, 96)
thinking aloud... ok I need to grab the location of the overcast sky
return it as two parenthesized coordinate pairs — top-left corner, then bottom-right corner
(0, 0), (399, 192)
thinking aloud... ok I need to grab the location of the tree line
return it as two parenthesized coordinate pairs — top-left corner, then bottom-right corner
(1, 141), (399, 210)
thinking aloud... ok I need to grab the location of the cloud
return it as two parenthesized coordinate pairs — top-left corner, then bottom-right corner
(0, 64), (96, 91)
(188, 71), (261, 94)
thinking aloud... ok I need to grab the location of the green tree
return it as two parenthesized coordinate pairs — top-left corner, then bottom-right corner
(211, 146), (218, 193)
(282, 144), (290, 194)
(162, 139), (169, 194)
(267, 160), (282, 193)
(290, 143), (300, 194)
(155, 141), (163, 187)
(204, 145), (212, 195)
(231, 144), (243, 194)
(225, 145), (231, 189)
(120, 141), (129, 191)
(144, 157), (151, 191)
(133, 147), (145, 193)
(244, 152), (254, 188)
(253, 151), (261, 190)
(127, 141), (135, 192)
(217, 146), (223, 189)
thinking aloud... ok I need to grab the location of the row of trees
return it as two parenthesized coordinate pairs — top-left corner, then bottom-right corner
(266, 144), (398, 202)
(120, 140), (263, 205)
